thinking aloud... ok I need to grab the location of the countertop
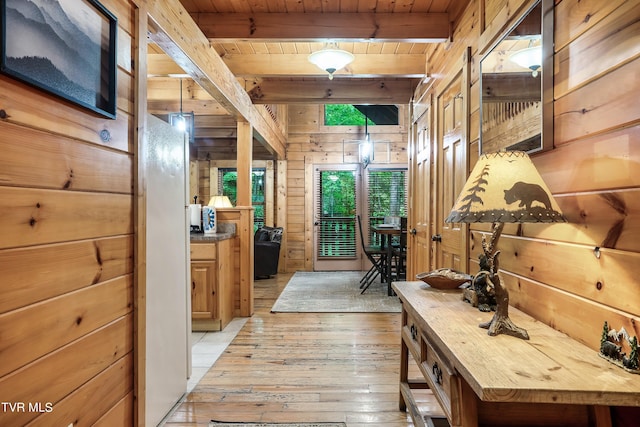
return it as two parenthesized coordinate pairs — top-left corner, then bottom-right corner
(190, 232), (234, 242)
(190, 222), (236, 242)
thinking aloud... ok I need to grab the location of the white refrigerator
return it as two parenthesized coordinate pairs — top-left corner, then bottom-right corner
(145, 114), (191, 426)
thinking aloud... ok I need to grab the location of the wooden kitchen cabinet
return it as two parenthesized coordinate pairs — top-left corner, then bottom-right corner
(190, 238), (233, 331)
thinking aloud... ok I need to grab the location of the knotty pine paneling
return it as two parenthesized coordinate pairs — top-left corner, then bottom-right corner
(0, 121), (132, 193)
(554, 0), (627, 51)
(0, 76), (130, 153)
(504, 271), (640, 351)
(0, 236), (132, 313)
(554, 0), (640, 99)
(26, 355), (133, 427)
(535, 125), (640, 193)
(469, 231), (640, 316)
(93, 392), (134, 427)
(470, 188), (640, 252)
(554, 57), (639, 144)
(0, 315), (133, 427)
(0, 187), (132, 249)
(0, 276), (133, 378)
(0, 0), (135, 424)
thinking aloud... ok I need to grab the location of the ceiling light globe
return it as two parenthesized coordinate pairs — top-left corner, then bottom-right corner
(308, 45), (354, 79)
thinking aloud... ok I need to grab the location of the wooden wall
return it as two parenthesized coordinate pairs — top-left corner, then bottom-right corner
(414, 0), (640, 357)
(285, 104), (409, 272)
(0, 0), (136, 425)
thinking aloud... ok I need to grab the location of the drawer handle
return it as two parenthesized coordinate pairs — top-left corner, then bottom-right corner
(432, 362), (443, 385)
(410, 324), (418, 341)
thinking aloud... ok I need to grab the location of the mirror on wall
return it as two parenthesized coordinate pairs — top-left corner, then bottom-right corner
(479, 0), (553, 154)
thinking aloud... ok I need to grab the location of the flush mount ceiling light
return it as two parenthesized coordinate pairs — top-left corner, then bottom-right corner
(510, 45), (542, 77)
(308, 42), (354, 80)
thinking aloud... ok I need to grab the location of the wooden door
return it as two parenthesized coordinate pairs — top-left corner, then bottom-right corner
(434, 52), (470, 272)
(408, 96), (435, 277)
(313, 164), (363, 271)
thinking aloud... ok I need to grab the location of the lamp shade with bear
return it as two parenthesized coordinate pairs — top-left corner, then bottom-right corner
(445, 150), (566, 339)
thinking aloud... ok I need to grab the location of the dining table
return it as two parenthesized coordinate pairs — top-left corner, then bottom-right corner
(372, 224), (402, 296)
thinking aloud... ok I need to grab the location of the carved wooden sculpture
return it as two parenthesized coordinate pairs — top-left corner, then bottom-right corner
(478, 223), (529, 340)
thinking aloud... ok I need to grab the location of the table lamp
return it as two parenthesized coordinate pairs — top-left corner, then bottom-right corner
(445, 151), (566, 340)
(208, 195), (233, 208)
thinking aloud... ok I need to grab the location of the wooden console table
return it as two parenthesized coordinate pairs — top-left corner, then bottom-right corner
(392, 281), (640, 427)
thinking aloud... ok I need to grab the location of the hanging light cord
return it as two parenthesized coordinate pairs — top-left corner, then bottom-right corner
(179, 78), (183, 117)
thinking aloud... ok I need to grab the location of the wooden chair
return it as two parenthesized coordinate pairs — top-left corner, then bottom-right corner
(357, 215), (387, 293)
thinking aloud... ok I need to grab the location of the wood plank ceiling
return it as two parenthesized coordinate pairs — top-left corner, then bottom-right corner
(146, 0), (469, 159)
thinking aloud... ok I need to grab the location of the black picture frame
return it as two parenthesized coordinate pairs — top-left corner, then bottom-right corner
(1, 0), (118, 119)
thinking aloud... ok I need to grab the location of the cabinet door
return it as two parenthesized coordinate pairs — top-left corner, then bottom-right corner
(190, 261), (217, 320)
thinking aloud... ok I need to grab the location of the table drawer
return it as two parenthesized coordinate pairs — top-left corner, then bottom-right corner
(402, 310), (421, 357)
(420, 334), (460, 425)
(190, 243), (217, 260)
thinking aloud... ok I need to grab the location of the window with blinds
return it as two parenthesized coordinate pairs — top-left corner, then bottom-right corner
(367, 168), (408, 245)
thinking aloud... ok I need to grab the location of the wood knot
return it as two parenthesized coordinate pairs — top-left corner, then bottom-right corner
(0, 110), (7, 119)
(76, 316), (83, 325)
(596, 281), (603, 290)
(29, 217), (37, 227)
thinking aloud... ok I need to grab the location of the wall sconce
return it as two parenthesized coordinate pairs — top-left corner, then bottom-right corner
(308, 42), (354, 80)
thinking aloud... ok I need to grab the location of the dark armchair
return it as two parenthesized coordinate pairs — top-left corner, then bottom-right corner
(254, 226), (283, 279)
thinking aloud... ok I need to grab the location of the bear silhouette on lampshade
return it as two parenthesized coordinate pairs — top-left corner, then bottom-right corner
(446, 151), (565, 224)
(446, 150), (566, 340)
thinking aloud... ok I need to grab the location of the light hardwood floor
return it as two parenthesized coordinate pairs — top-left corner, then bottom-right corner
(163, 272), (442, 426)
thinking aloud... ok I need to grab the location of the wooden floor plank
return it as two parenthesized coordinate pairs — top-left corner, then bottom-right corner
(163, 272), (443, 426)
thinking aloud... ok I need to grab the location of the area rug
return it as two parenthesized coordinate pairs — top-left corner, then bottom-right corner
(270, 271), (401, 313)
(211, 423), (346, 427)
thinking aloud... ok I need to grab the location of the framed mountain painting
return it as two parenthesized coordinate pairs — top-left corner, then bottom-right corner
(1, 0), (118, 118)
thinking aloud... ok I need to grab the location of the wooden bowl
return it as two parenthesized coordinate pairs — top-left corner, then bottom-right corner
(416, 269), (472, 290)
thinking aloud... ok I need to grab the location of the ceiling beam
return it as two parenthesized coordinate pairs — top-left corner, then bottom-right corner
(222, 54), (425, 78)
(148, 52), (425, 78)
(190, 12), (451, 42)
(482, 72), (540, 102)
(146, 0), (286, 159)
(246, 78), (417, 104)
(196, 129), (238, 138)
